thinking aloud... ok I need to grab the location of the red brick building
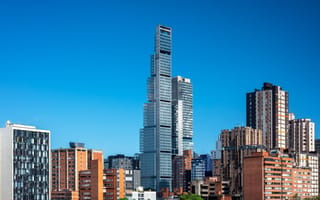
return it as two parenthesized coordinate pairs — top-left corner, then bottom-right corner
(243, 150), (312, 200)
(51, 142), (103, 200)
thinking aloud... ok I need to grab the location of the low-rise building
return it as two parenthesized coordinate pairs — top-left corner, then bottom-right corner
(129, 187), (156, 200)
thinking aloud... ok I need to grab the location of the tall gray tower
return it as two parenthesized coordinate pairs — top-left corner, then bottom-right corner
(172, 76), (193, 155)
(140, 25), (172, 191)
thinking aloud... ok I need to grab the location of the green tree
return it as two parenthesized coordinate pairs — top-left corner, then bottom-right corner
(119, 198), (128, 200)
(179, 193), (202, 200)
(303, 196), (320, 200)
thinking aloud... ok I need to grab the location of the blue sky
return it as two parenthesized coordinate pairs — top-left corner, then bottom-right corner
(0, 0), (319, 156)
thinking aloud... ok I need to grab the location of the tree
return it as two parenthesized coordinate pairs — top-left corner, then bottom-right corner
(179, 193), (202, 200)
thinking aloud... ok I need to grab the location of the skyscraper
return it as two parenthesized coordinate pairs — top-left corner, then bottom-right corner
(246, 82), (288, 149)
(140, 25), (172, 191)
(0, 121), (51, 200)
(172, 76), (193, 155)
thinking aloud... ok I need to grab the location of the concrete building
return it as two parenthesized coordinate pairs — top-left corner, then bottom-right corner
(243, 150), (313, 200)
(0, 121), (51, 200)
(105, 154), (140, 170)
(246, 82), (289, 149)
(51, 142), (103, 200)
(172, 76), (193, 155)
(125, 169), (141, 196)
(289, 118), (315, 153)
(294, 152), (319, 197)
(128, 187), (157, 200)
(140, 25), (173, 191)
(288, 118), (318, 196)
(103, 168), (125, 200)
(190, 177), (231, 200)
(220, 126), (264, 198)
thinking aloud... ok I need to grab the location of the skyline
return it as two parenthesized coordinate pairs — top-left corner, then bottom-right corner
(1, 0), (320, 156)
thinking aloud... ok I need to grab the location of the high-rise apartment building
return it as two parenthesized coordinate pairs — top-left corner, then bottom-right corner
(103, 168), (125, 200)
(246, 82), (289, 149)
(140, 25), (173, 191)
(220, 126), (264, 198)
(79, 159), (104, 200)
(288, 118), (318, 196)
(51, 142), (103, 200)
(172, 76), (193, 155)
(0, 121), (51, 200)
(288, 118), (315, 153)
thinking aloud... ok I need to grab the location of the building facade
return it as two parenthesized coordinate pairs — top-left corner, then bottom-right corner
(103, 168), (125, 200)
(172, 76), (193, 155)
(294, 153), (319, 197)
(125, 169), (141, 196)
(140, 25), (173, 191)
(246, 82), (288, 149)
(105, 154), (139, 170)
(243, 151), (313, 200)
(288, 118), (315, 153)
(51, 142), (103, 200)
(128, 187), (157, 200)
(190, 177), (231, 200)
(79, 159), (104, 200)
(172, 155), (184, 194)
(0, 121), (50, 200)
(191, 158), (206, 181)
(220, 126), (264, 198)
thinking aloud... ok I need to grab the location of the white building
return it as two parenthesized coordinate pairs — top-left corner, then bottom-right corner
(295, 153), (319, 197)
(0, 121), (51, 200)
(289, 118), (315, 153)
(128, 187), (157, 200)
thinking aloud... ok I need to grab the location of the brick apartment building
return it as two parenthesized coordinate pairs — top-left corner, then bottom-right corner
(243, 150), (312, 200)
(51, 142), (103, 200)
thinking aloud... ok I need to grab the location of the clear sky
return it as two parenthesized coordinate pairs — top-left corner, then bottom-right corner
(0, 0), (319, 156)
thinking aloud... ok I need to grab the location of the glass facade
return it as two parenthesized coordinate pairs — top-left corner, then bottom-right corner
(140, 25), (172, 191)
(13, 128), (50, 200)
(172, 76), (193, 155)
(191, 159), (205, 181)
